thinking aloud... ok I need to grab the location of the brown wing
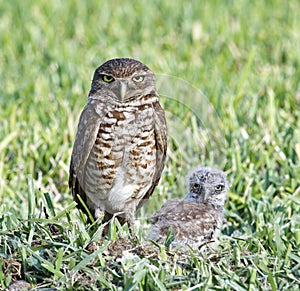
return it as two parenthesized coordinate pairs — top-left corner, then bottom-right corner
(156, 200), (220, 223)
(150, 199), (181, 222)
(173, 203), (220, 242)
(69, 100), (104, 205)
(138, 100), (167, 208)
(150, 200), (222, 243)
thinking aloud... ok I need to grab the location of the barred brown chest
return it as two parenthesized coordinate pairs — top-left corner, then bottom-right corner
(69, 58), (167, 234)
(84, 99), (157, 214)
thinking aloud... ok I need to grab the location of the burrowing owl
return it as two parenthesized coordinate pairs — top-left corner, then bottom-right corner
(69, 58), (167, 234)
(149, 167), (228, 250)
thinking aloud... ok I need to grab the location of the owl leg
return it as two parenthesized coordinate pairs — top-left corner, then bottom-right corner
(127, 217), (135, 238)
(119, 213), (136, 238)
(102, 211), (136, 238)
(102, 212), (135, 236)
(102, 211), (113, 236)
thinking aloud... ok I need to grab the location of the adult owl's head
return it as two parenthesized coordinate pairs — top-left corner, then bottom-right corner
(89, 58), (157, 102)
(185, 167), (229, 207)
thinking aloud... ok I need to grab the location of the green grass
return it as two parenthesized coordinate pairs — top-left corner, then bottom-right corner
(1, 0), (300, 290)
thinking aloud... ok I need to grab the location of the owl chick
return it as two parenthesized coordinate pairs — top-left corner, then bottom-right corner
(69, 58), (167, 235)
(149, 167), (229, 250)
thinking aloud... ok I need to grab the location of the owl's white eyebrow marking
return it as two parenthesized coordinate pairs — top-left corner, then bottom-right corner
(132, 71), (148, 76)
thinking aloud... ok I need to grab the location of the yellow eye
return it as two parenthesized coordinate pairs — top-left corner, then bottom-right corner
(192, 183), (200, 191)
(132, 75), (144, 83)
(215, 185), (223, 191)
(102, 75), (114, 83)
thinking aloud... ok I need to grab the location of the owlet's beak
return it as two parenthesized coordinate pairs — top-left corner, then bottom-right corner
(202, 189), (209, 201)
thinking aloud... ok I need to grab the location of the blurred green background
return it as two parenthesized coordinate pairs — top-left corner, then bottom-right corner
(0, 0), (300, 289)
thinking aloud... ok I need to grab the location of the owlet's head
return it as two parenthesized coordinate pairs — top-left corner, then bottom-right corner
(184, 167), (229, 207)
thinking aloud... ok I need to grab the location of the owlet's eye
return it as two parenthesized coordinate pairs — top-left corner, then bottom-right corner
(192, 183), (200, 191)
(102, 75), (114, 83)
(215, 185), (223, 191)
(132, 75), (144, 83)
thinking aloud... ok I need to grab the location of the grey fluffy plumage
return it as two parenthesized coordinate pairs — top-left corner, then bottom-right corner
(149, 167), (229, 250)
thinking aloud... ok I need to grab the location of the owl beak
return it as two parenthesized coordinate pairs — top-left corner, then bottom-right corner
(203, 189), (209, 201)
(119, 81), (127, 101)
